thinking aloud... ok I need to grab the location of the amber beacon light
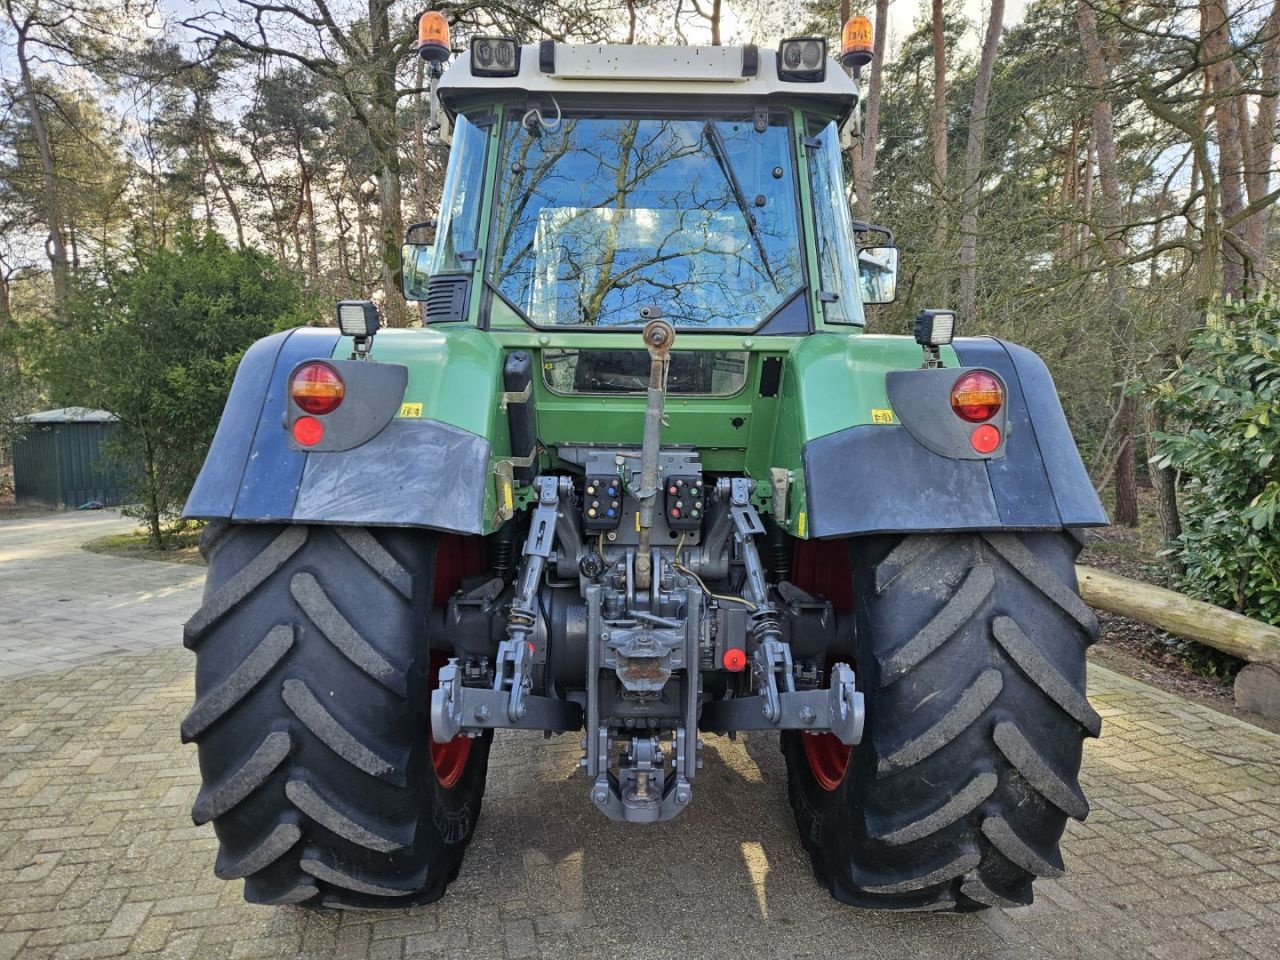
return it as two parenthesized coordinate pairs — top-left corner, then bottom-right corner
(841, 15), (874, 72)
(417, 10), (451, 62)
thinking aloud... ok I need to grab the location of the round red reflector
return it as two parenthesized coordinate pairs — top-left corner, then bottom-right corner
(290, 362), (345, 415)
(951, 371), (1003, 422)
(971, 424), (1001, 454)
(292, 416), (324, 447)
(722, 648), (747, 672)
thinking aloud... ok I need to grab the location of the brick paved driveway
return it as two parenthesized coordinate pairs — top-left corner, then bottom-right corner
(1, 513), (1279, 959)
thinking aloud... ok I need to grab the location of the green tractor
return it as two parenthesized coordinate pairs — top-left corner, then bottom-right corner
(181, 14), (1106, 913)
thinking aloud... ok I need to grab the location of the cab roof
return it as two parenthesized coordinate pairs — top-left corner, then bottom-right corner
(437, 42), (860, 122)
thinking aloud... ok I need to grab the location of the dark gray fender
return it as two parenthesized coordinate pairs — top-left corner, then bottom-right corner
(802, 336), (1107, 538)
(183, 327), (491, 534)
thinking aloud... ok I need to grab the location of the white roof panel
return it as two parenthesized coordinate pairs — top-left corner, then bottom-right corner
(438, 44), (859, 118)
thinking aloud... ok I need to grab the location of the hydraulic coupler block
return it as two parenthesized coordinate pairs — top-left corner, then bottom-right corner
(664, 475), (705, 530)
(583, 476), (623, 530)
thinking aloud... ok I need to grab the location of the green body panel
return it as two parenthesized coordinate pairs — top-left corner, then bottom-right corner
(342, 326), (509, 530)
(356, 100), (955, 536)
(357, 325), (957, 536)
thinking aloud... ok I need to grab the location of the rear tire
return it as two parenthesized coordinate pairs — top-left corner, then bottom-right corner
(782, 532), (1099, 911)
(182, 522), (491, 908)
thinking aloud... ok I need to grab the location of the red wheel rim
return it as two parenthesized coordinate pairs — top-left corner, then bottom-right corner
(791, 539), (856, 792)
(803, 731), (851, 791)
(428, 651), (473, 788)
(430, 730), (472, 788)
(428, 535), (485, 789)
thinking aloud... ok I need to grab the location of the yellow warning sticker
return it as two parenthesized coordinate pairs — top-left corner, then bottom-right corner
(399, 402), (423, 418)
(634, 511), (641, 532)
(871, 408), (895, 424)
(797, 511), (807, 538)
(501, 479), (514, 515)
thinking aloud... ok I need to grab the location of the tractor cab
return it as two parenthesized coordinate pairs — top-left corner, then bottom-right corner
(402, 21), (897, 333)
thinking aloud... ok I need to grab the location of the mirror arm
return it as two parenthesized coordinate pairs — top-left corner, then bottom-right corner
(851, 220), (895, 246)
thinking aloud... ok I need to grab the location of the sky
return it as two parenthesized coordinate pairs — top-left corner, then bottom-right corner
(145, 1), (1031, 57)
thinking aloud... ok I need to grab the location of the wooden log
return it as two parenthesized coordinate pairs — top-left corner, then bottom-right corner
(1075, 564), (1280, 669)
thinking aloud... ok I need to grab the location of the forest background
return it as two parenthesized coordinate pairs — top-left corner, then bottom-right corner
(3, 0), (1280, 625)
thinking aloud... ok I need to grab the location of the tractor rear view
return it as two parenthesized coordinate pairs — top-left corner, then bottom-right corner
(180, 12), (1106, 912)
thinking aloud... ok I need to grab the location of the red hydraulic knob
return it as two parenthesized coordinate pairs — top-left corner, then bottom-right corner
(722, 648), (747, 672)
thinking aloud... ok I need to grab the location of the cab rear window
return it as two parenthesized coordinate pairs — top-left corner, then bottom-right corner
(542, 350), (749, 396)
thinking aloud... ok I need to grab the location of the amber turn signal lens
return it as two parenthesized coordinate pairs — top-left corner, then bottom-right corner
(417, 11), (451, 62)
(289, 362), (345, 416)
(841, 15), (873, 68)
(951, 370), (1004, 423)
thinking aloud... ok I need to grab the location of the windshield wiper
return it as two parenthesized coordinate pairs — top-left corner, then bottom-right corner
(703, 121), (778, 291)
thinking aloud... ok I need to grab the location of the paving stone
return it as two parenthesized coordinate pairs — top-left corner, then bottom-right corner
(5, 513), (1280, 959)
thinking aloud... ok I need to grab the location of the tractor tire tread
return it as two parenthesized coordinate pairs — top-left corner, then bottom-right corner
(181, 626), (294, 742)
(783, 531), (1096, 911)
(184, 526), (308, 646)
(184, 524), (490, 909)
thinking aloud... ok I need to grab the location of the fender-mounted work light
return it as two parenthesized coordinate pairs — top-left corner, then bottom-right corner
(337, 300), (381, 357)
(841, 15), (874, 73)
(417, 11), (451, 63)
(914, 309), (955, 348)
(471, 37), (520, 77)
(915, 309), (955, 368)
(777, 38), (827, 82)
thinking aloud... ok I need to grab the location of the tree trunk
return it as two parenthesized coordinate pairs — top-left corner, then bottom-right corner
(957, 0), (1005, 325)
(369, 0), (405, 322)
(1243, 0), (1280, 279)
(303, 171), (320, 285)
(1079, 0), (1135, 525)
(0, 268), (12, 328)
(930, 0), (948, 247)
(194, 100), (246, 250)
(327, 180), (353, 298)
(1202, 0), (1247, 299)
(1113, 393), (1139, 527)
(250, 141), (290, 266)
(13, 25), (70, 321)
(413, 58), (429, 222)
(852, 0), (889, 219)
(142, 433), (164, 551)
(1144, 402), (1182, 576)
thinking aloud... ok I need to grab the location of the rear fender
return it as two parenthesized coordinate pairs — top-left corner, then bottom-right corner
(183, 327), (494, 535)
(802, 336), (1107, 538)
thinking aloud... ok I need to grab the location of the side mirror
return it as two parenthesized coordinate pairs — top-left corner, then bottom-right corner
(401, 243), (434, 301)
(858, 245), (899, 304)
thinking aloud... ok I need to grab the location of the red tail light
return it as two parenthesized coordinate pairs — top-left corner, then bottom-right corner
(292, 416), (325, 446)
(290, 362), (344, 415)
(951, 371), (1003, 422)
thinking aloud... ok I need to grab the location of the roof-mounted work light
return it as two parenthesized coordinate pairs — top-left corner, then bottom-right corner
(777, 38), (827, 82)
(471, 37), (520, 77)
(841, 15), (874, 75)
(417, 11), (451, 63)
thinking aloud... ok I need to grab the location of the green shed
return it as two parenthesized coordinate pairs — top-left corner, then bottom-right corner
(11, 408), (132, 508)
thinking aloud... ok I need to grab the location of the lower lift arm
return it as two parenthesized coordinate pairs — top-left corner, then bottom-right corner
(698, 479), (864, 745)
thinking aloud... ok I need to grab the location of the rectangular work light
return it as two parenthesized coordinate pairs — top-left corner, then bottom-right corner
(336, 300), (381, 339)
(914, 310), (956, 348)
(777, 38), (827, 82)
(471, 37), (520, 77)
